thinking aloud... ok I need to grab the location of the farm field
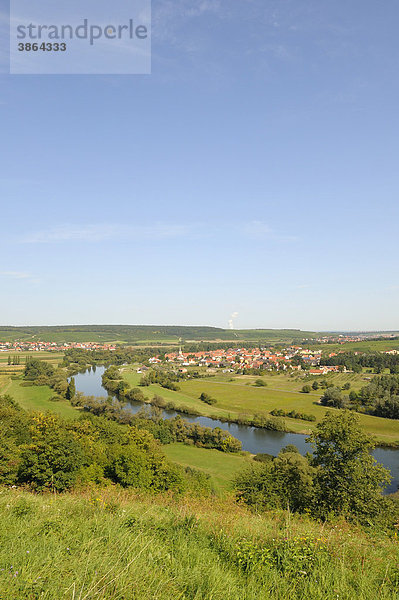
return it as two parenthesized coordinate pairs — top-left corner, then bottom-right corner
(121, 366), (399, 443)
(0, 351), (64, 370)
(163, 443), (251, 494)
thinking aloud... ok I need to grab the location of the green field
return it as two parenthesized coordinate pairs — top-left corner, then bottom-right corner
(0, 351), (64, 364)
(121, 367), (399, 444)
(163, 443), (251, 493)
(1, 377), (78, 419)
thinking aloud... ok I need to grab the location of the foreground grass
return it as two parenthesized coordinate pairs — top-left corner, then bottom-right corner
(163, 443), (251, 493)
(0, 487), (398, 600)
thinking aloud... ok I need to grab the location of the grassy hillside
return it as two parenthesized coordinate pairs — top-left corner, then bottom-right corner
(0, 488), (398, 600)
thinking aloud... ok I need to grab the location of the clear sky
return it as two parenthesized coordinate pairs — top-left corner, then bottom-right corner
(0, 0), (398, 331)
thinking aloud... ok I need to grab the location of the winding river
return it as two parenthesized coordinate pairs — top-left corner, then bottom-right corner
(73, 366), (399, 494)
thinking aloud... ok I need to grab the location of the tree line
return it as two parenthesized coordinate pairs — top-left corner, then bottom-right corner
(62, 348), (156, 373)
(321, 351), (399, 374)
(320, 375), (399, 420)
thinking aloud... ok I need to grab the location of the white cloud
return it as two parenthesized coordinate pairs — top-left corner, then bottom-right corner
(0, 271), (40, 284)
(18, 220), (297, 245)
(20, 223), (191, 244)
(242, 220), (298, 242)
(0, 271), (30, 279)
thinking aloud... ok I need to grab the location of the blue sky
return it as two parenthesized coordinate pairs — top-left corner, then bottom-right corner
(0, 0), (398, 330)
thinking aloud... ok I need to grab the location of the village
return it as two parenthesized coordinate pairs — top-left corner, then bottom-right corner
(149, 346), (343, 376)
(0, 340), (117, 353)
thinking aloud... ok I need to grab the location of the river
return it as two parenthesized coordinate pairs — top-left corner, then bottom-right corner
(72, 366), (399, 494)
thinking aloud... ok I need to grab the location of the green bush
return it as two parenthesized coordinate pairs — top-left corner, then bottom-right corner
(254, 379), (267, 387)
(199, 392), (217, 405)
(271, 408), (316, 422)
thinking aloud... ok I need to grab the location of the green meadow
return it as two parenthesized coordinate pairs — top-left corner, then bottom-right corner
(0, 376), (78, 419)
(163, 443), (251, 493)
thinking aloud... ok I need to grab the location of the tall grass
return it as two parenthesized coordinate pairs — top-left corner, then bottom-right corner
(0, 487), (398, 599)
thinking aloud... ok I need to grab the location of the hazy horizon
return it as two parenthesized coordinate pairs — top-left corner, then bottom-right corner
(0, 322), (398, 335)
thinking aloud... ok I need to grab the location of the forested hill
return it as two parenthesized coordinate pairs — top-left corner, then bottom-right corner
(0, 325), (318, 344)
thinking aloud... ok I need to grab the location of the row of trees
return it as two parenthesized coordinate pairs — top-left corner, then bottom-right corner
(234, 411), (397, 526)
(321, 351), (399, 374)
(7, 355), (21, 365)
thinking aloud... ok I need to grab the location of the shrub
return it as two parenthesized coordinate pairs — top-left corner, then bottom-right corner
(199, 392), (217, 405)
(235, 448), (315, 512)
(253, 453), (274, 463)
(254, 379), (267, 387)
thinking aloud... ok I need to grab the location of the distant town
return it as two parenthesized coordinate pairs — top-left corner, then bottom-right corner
(0, 341), (117, 353)
(150, 346), (343, 375)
